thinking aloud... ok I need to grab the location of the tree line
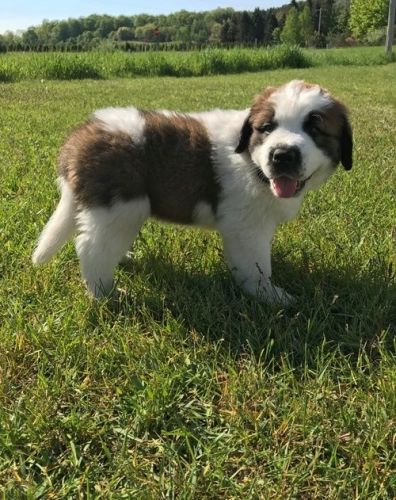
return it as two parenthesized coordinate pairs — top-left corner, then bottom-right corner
(0, 0), (392, 52)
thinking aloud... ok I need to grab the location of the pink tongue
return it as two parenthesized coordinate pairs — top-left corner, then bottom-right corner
(271, 177), (298, 198)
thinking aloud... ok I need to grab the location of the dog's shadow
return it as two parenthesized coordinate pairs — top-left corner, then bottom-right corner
(104, 251), (395, 365)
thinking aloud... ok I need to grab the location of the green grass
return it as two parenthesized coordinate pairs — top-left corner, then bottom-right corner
(1, 63), (396, 497)
(0, 46), (308, 81)
(307, 45), (396, 66)
(0, 46), (395, 82)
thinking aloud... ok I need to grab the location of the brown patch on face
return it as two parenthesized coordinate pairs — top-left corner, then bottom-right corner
(303, 98), (353, 170)
(58, 111), (219, 224)
(249, 81), (321, 133)
(250, 86), (277, 124)
(248, 87), (279, 151)
(235, 86), (278, 154)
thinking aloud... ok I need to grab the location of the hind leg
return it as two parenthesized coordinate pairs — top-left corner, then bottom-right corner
(75, 198), (150, 298)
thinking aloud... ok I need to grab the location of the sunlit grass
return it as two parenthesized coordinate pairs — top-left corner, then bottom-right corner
(0, 46), (394, 82)
(0, 63), (395, 497)
(0, 46), (307, 81)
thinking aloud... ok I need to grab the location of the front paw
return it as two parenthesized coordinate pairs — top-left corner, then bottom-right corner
(241, 279), (295, 307)
(263, 285), (295, 307)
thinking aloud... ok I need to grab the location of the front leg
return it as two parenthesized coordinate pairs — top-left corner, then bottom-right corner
(221, 226), (293, 306)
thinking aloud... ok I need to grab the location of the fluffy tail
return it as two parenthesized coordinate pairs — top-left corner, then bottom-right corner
(32, 179), (76, 265)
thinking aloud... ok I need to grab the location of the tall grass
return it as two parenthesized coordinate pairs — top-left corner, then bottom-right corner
(1, 45), (394, 82)
(306, 45), (396, 66)
(0, 46), (307, 81)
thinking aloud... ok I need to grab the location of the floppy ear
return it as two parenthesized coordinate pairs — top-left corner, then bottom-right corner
(235, 116), (253, 154)
(340, 114), (353, 170)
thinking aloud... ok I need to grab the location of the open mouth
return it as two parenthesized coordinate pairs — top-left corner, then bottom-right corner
(270, 176), (309, 198)
(254, 168), (312, 198)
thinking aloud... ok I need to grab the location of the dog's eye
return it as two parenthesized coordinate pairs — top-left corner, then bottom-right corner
(256, 122), (276, 135)
(306, 113), (323, 135)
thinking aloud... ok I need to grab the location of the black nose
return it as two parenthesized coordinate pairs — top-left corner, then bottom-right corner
(270, 146), (301, 167)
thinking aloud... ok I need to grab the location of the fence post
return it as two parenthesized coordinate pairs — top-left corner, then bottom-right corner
(385, 0), (396, 54)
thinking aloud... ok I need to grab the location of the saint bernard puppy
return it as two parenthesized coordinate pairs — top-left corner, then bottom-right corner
(32, 80), (353, 305)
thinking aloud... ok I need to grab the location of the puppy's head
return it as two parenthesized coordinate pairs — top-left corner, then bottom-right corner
(235, 80), (353, 198)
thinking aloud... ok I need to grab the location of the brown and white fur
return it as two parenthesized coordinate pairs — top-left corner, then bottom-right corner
(32, 80), (353, 305)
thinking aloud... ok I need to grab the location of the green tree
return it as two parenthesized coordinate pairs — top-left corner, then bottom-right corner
(311, 0), (335, 36)
(176, 26), (191, 43)
(331, 0), (351, 34)
(51, 21), (70, 43)
(68, 19), (83, 39)
(280, 6), (302, 44)
(252, 8), (265, 43)
(221, 18), (238, 43)
(36, 20), (53, 45)
(264, 10), (279, 44)
(113, 27), (135, 41)
(114, 16), (133, 30)
(191, 18), (209, 43)
(209, 22), (222, 43)
(235, 11), (254, 42)
(349, 0), (388, 38)
(22, 28), (39, 47)
(220, 20), (231, 42)
(204, 7), (234, 25)
(76, 31), (95, 49)
(134, 14), (156, 27)
(0, 34), (6, 52)
(97, 16), (115, 37)
(135, 23), (158, 42)
(299, 4), (314, 45)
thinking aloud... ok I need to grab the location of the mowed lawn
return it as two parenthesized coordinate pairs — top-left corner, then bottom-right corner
(0, 63), (395, 497)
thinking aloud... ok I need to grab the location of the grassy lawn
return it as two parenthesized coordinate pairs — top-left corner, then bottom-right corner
(0, 63), (395, 497)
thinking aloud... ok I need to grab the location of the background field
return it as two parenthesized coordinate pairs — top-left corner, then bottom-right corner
(0, 62), (395, 497)
(0, 46), (395, 81)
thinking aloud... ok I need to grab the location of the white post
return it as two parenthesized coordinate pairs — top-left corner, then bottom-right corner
(385, 0), (396, 54)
